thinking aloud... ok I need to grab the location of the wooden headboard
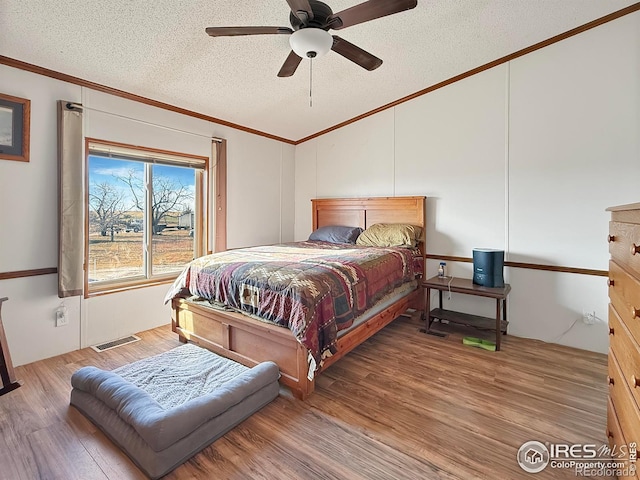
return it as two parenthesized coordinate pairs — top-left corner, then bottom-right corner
(311, 196), (427, 273)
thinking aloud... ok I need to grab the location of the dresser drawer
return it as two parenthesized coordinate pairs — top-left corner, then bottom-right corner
(608, 397), (626, 449)
(609, 351), (640, 446)
(609, 222), (640, 277)
(609, 305), (640, 411)
(610, 261), (640, 346)
(607, 399), (638, 479)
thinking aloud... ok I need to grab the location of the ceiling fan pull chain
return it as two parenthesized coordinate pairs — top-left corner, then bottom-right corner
(309, 57), (313, 108)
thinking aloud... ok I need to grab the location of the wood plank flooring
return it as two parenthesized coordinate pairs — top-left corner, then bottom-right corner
(0, 315), (609, 479)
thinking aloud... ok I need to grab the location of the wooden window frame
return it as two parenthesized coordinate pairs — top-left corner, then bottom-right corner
(84, 138), (211, 297)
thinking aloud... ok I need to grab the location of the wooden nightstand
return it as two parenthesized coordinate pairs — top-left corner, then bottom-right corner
(422, 276), (511, 350)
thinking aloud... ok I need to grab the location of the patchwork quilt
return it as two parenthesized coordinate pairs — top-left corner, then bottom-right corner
(165, 241), (417, 365)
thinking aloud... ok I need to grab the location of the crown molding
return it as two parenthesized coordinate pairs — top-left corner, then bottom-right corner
(0, 55), (296, 145)
(294, 2), (640, 144)
(1, 2), (638, 146)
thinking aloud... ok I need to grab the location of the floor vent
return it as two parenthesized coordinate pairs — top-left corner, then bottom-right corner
(91, 335), (141, 352)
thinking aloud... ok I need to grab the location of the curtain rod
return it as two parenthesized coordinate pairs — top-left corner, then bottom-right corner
(65, 102), (223, 142)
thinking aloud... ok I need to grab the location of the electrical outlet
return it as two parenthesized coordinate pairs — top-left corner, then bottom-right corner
(55, 309), (68, 327)
(582, 310), (597, 325)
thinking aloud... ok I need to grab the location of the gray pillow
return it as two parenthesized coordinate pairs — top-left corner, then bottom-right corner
(309, 225), (363, 244)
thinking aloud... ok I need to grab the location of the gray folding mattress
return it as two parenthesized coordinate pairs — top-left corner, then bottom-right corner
(70, 343), (280, 479)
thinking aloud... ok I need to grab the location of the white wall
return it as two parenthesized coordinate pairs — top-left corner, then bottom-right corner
(316, 111), (396, 198)
(394, 65), (508, 256)
(0, 64), (295, 365)
(0, 69), (82, 366)
(2, 11), (637, 365)
(508, 12), (640, 270)
(294, 139), (318, 241)
(294, 11), (640, 354)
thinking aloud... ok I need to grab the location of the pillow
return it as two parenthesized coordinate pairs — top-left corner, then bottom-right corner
(309, 225), (363, 244)
(356, 223), (422, 248)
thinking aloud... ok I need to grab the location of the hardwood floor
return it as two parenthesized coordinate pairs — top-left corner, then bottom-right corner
(0, 315), (609, 479)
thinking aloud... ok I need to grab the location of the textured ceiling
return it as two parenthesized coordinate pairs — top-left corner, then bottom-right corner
(0, 0), (636, 141)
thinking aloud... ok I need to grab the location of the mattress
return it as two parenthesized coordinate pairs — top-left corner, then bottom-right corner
(70, 344), (280, 479)
(165, 241), (417, 364)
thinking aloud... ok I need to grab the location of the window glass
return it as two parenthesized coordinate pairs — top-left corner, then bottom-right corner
(87, 143), (204, 290)
(88, 156), (144, 282)
(151, 164), (196, 275)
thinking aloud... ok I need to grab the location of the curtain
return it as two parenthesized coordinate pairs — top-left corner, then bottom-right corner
(213, 139), (227, 253)
(57, 101), (84, 297)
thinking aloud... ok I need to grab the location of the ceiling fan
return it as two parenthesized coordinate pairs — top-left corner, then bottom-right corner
(205, 0), (418, 77)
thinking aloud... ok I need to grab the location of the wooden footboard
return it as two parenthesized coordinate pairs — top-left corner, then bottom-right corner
(172, 298), (313, 399)
(172, 287), (421, 400)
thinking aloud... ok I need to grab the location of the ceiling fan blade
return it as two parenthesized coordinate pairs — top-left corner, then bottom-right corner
(331, 36), (382, 71)
(205, 26), (293, 37)
(277, 51), (303, 77)
(286, 0), (314, 22)
(329, 0), (417, 30)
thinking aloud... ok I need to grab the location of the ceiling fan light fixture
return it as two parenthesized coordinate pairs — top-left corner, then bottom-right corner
(289, 28), (333, 59)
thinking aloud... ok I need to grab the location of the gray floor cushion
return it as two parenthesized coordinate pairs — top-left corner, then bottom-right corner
(70, 343), (280, 479)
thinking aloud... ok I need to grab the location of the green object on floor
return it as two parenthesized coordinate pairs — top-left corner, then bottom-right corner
(462, 336), (497, 352)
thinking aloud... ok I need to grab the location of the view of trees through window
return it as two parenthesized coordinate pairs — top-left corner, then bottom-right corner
(88, 154), (197, 284)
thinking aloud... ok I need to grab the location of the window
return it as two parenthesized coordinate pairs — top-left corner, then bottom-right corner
(85, 139), (208, 293)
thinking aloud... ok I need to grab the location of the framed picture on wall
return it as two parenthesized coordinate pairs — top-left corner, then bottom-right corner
(0, 93), (30, 163)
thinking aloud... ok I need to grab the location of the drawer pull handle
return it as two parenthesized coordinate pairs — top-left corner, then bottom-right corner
(607, 375), (614, 385)
(633, 307), (640, 319)
(609, 326), (615, 335)
(607, 279), (614, 287)
(608, 235), (616, 243)
(632, 243), (640, 255)
(633, 375), (640, 388)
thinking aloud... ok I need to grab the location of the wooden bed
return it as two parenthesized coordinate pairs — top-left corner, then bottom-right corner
(171, 196), (426, 399)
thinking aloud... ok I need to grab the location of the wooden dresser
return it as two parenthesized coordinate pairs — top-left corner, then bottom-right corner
(607, 202), (640, 474)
